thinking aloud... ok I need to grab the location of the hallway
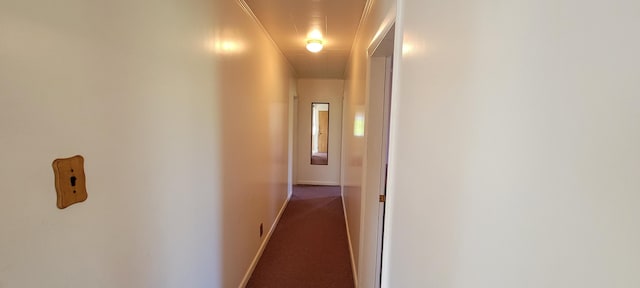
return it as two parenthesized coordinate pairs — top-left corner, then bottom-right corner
(247, 186), (354, 287)
(3, 0), (640, 287)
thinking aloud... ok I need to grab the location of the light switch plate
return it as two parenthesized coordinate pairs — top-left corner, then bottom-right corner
(52, 155), (88, 209)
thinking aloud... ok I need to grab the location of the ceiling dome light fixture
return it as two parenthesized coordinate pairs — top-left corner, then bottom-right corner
(306, 39), (323, 53)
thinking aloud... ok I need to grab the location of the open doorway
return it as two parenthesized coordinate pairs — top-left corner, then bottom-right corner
(362, 23), (395, 288)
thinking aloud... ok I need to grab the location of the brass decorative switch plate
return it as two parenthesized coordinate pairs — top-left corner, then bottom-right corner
(52, 155), (88, 209)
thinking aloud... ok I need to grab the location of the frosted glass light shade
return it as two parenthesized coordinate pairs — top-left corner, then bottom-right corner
(306, 39), (323, 53)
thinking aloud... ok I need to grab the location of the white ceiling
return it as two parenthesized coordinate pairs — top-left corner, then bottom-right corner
(244, 0), (367, 78)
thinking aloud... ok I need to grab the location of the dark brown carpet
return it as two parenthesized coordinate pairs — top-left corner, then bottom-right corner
(246, 185), (355, 288)
(311, 152), (328, 165)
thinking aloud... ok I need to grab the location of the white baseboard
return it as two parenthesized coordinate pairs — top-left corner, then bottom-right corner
(296, 180), (340, 186)
(341, 189), (359, 288)
(238, 194), (291, 288)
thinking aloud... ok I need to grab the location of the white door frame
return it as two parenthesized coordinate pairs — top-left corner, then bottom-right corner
(359, 21), (396, 288)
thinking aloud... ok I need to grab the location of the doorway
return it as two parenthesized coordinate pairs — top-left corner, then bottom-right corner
(362, 23), (395, 288)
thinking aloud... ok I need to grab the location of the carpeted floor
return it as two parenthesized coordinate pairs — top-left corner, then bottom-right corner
(311, 152), (328, 165)
(246, 185), (355, 288)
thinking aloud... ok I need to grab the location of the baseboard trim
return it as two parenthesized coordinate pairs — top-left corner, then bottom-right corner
(341, 188), (359, 288)
(238, 193), (291, 288)
(296, 180), (340, 186)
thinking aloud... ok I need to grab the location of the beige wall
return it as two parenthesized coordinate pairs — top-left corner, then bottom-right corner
(296, 79), (343, 185)
(384, 0), (640, 287)
(0, 0), (294, 287)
